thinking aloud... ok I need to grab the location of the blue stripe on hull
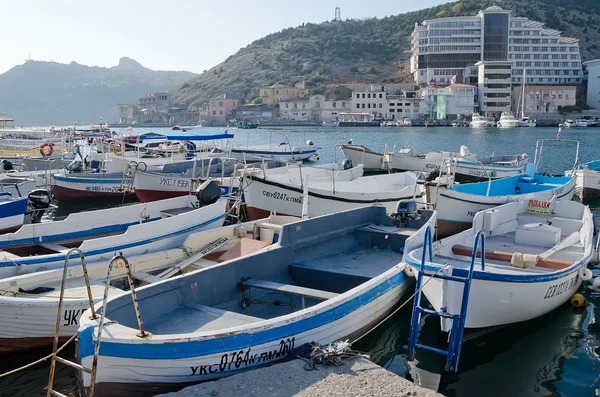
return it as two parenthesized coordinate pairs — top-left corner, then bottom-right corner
(0, 197), (28, 219)
(79, 270), (408, 360)
(0, 212), (226, 267)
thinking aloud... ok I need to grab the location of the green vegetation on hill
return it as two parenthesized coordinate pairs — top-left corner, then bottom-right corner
(172, 0), (600, 108)
(0, 57), (195, 125)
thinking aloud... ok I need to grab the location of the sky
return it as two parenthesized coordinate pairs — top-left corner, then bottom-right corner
(0, 0), (446, 74)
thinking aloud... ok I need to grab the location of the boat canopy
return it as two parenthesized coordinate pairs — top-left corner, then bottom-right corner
(139, 131), (234, 141)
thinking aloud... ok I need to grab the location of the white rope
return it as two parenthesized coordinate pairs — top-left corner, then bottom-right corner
(0, 333), (76, 379)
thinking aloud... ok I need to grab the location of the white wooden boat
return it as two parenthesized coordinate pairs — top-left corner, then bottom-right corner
(242, 163), (423, 220)
(570, 160), (600, 200)
(452, 154), (530, 182)
(426, 165), (576, 237)
(0, 187), (227, 278)
(51, 172), (132, 200)
(405, 199), (593, 332)
(0, 214), (297, 353)
(231, 143), (320, 162)
(77, 204), (436, 395)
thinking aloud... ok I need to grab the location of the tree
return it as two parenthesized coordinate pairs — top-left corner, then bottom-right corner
(252, 97), (263, 104)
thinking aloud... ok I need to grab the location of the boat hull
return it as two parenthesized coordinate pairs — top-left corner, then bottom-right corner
(51, 174), (133, 200)
(0, 198), (28, 234)
(409, 261), (584, 331)
(79, 268), (412, 396)
(574, 168), (600, 200)
(231, 147), (318, 162)
(340, 145), (384, 171)
(430, 178), (576, 237)
(243, 174), (420, 220)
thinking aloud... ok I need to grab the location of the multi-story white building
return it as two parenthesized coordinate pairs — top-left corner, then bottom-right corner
(410, 6), (583, 88)
(586, 59), (600, 110)
(477, 61), (513, 114)
(352, 87), (420, 120)
(279, 95), (350, 122)
(419, 83), (477, 120)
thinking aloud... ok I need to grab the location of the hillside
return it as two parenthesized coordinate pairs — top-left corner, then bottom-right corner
(172, 0), (600, 108)
(0, 58), (195, 125)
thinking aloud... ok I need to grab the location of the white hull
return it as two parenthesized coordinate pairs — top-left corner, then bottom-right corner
(0, 214), (25, 232)
(243, 172), (422, 218)
(573, 168), (600, 199)
(231, 145), (319, 162)
(431, 177), (576, 232)
(52, 173), (129, 198)
(453, 158), (529, 180)
(340, 145), (385, 171)
(80, 267), (411, 387)
(0, 196), (227, 278)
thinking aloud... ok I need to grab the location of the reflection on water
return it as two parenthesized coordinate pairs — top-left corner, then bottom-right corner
(2, 126), (600, 396)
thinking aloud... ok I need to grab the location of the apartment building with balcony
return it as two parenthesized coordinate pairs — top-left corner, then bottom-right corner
(410, 6), (583, 91)
(260, 84), (300, 105)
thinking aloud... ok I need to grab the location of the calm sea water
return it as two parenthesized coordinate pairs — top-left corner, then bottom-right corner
(1, 126), (599, 396)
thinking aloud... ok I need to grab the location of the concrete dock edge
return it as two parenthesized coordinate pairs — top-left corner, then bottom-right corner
(158, 357), (443, 397)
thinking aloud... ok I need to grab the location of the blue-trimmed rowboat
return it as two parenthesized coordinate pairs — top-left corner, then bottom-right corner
(230, 143), (320, 162)
(77, 203), (436, 396)
(0, 193), (28, 233)
(405, 198), (593, 333)
(0, 185), (227, 279)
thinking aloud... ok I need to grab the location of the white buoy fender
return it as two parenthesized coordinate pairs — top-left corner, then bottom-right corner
(460, 145), (470, 157)
(306, 140), (314, 146)
(578, 267), (593, 281)
(592, 277), (600, 292)
(404, 266), (415, 278)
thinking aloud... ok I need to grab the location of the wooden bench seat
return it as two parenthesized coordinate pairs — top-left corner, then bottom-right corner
(241, 279), (338, 301)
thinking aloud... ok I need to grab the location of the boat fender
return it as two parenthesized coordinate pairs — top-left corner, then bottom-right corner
(404, 266), (415, 277)
(592, 277), (600, 293)
(460, 145), (470, 157)
(568, 293), (586, 309)
(578, 267), (593, 281)
(511, 252), (539, 268)
(306, 140), (314, 146)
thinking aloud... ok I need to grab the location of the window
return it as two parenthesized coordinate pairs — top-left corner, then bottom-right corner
(219, 110), (223, 115)
(361, 104), (365, 108)
(405, 103), (410, 106)
(565, 94), (569, 99)
(212, 111), (216, 115)
(316, 102), (320, 108)
(356, 104), (360, 109)
(285, 103), (289, 108)
(389, 103), (395, 107)
(390, 109), (395, 112)
(379, 103), (382, 108)
(332, 102), (336, 108)
(558, 94), (563, 99)
(367, 93), (371, 98)
(263, 90), (267, 95)
(368, 104), (371, 108)
(275, 90), (279, 94)
(342, 102), (346, 107)
(379, 93), (383, 99)
(219, 101), (223, 106)
(356, 94), (360, 98)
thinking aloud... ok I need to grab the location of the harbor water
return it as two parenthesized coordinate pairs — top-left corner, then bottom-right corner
(1, 126), (599, 396)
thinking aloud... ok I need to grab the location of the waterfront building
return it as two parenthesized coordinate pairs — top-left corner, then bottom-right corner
(260, 84), (300, 105)
(512, 85), (577, 115)
(208, 94), (240, 121)
(351, 87), (420, 120)
(138, 92), (172, 114)
(279, 95), (350, 122)
(476, 61), (513, 115)
(586, 59), (600, 110)
(419, 83), (477, 120)
(410, 6), (583, 89)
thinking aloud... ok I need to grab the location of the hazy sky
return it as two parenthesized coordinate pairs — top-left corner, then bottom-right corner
(1, 0), (446, 74)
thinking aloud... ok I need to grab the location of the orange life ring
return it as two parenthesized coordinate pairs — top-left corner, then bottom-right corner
(40, 142), (54, 157)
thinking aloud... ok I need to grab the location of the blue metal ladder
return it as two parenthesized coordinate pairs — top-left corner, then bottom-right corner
(406, 226), (485, 372)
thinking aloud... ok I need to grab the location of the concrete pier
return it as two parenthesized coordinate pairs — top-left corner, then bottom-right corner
(158, 357), (443, 397)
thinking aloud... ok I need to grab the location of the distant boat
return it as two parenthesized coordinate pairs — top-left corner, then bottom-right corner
(230, 143), (320, 162)
(470, 114), (494, 128)
(77, 204), (437, 395)
(497, 112), (520, 128)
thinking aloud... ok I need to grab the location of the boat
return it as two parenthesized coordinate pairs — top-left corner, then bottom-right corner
(230, 143), (319, 162)
(0, 214), (298, 353)
(569, 159), (600, 201)
(470, 114), (494, 128)
(519, 117), (537, 127)
(496, 112), (521, 128)
(337, 112), (382, 127)
(237, 120), (258, 129)
(426, 162), (576, 237)
(77, 203), (437, 395)
(516, 70), (536, 128)
(242, 163), (423, 220)
(400, 118), (413, 127)
(564, 119), (588, 128)
(405, 198), (593, 334)
(51, 172), (132, 200)
(340, 144), (528, 181)
(0, 176), (38, 198)
(0, 185), (227, 278)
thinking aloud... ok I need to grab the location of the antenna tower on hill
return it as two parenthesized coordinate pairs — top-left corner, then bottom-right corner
(335, 6), (341, 21)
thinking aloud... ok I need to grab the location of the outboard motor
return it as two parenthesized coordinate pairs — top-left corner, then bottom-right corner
(423, 168), (441, 182)
(195, 180), (222, 207)
(66, 160), (83, 173)
(342, 159), (353, 170)
(392, 200), (418, 227)
(27, 189), (51, 223)
(1, 159), (14, 172)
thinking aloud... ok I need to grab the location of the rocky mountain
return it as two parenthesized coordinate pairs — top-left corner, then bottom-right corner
(172, 0), (600, 108)
(0, 57), (195, 125)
